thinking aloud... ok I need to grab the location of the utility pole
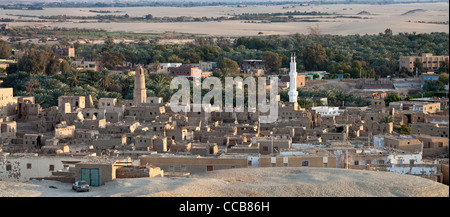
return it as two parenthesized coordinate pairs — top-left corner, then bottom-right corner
(271, 136), (274, 156)
(346, 150), (349, 169)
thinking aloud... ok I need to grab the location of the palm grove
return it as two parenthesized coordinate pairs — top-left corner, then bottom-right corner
(0, 29), (448, 109)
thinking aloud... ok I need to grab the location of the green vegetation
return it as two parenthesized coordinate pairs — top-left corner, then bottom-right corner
(0, 39), (12, 59)
(1, 28), (448, 108)
(394, 125), (411, 135)
(88, 10), (123, 13)
(384, 93), (402, 106)
(2, 28), (448, 78)
(379, 115), (394, 124)
(422, 80), (446, 92)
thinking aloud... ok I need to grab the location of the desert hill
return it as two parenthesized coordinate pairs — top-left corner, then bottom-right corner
(357, 10), (372, 15)
(402, 9), (429, 15)
(0, 167), (448, 197)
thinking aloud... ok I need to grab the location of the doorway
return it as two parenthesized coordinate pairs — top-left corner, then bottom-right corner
(81, 168), (100, 186)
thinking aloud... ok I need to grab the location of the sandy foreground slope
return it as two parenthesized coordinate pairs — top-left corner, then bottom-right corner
(0, 167), (448, 197)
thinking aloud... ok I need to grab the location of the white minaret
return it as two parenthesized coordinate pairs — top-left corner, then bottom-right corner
(288, 53), (298, 103)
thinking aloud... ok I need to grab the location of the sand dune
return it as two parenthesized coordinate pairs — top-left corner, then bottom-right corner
(1, 167), (448, 197)
(1, 2), (448, 36)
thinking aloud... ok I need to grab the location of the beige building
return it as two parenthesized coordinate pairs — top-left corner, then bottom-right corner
(73, 59), (103, 71)
(168, 66), (202, 80)
(190, 143), (218, 156)
(389, 101), (440, 114)
(23, 134), (44, 148)
(139, 154), (248, 174)
(1, 121), (17, 143)
(415, 135), (449, 157)
(74, 157), (163, 186)
(252, 136), (292, 155)
(54, 47), (75, 58)
(74, 158), (117, 186)
(74, 129), (98, 145)
(281, 74), (306, 88)
(259, 148), (336, 168)
(411, 123), (449, 138)
(98, 98), (117, 110)
(54, 121), (76, 139)
(134, 135), (168, 152)
(0, 88), (18, 121)
(58, 96), (85, 113)
(127, 105), (165, 121)
(383, 135), (423, 153)
(399, 53), (449, 72)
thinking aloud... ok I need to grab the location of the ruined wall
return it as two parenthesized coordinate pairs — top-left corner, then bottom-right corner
(116, 166), (163, 178)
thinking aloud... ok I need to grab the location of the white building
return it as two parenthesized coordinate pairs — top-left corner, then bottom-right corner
(155, 63), (183, 74)
(311, 106), (341, 117)
(0, 153), (92, 182)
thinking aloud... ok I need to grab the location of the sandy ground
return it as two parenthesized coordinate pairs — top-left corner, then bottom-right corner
(1, 167), (448, 197)
(1, 3), (448, 36)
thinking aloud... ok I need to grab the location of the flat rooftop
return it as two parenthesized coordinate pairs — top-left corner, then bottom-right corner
(139, 153), (249, 159)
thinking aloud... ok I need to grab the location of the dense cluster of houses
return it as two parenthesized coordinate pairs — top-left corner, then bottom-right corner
(0, 54), (448, 187)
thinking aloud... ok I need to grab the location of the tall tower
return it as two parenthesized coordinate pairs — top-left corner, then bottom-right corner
(288, 53), (298, 103)
(134, 66), (147, 105)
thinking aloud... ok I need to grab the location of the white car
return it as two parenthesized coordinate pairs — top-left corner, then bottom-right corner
(72, 180), (90, 192)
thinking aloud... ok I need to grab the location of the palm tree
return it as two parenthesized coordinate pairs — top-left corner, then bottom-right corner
(98, 69), (113, 91)
(24, 79), (40, 94)
(379, 115), (394, 124)
(65, 70), (85, 87)
(332, 89), (346, 106)
(325, 89), (336, 103)
(149, 74), (171, 100)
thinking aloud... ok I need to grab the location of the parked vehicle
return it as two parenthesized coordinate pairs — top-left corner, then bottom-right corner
(72, 180), (90, 192)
